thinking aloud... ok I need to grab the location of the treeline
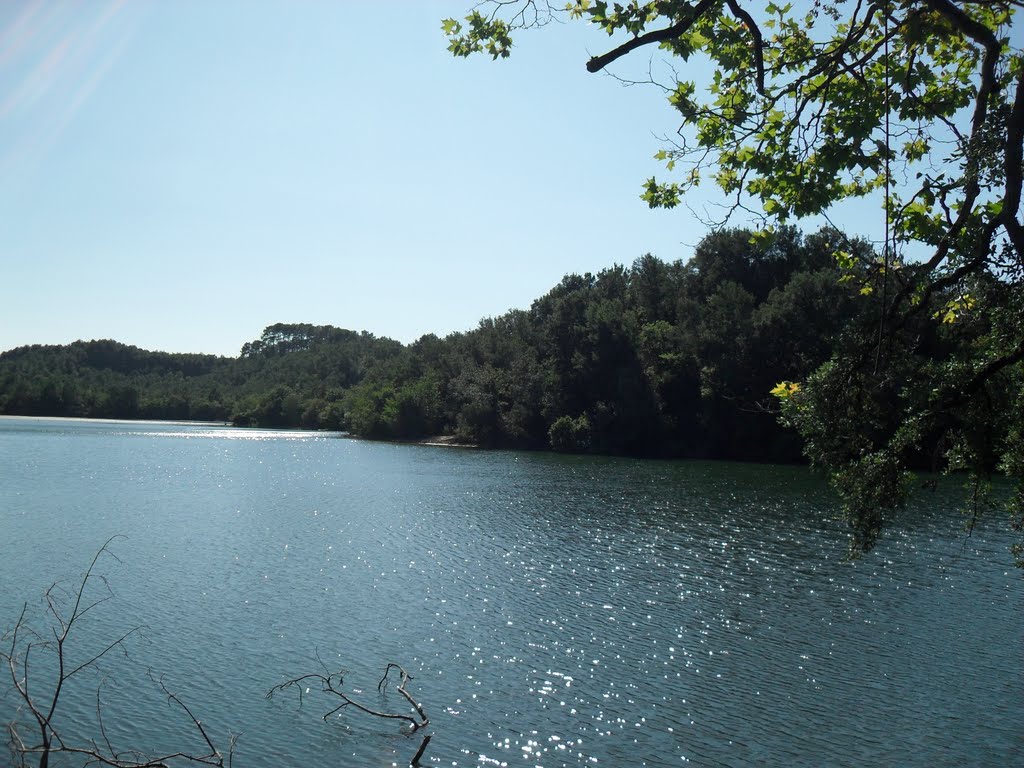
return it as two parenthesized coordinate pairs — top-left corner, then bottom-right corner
(342, 226), (866, 460)
(0, 328), (400, 428)
(0, 227), (870, 461)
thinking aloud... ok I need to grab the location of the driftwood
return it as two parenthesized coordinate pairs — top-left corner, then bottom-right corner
(3, 537), (432, 766)
(267, 659), (431, 765)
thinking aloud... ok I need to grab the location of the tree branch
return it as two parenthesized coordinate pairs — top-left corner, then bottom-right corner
(1002, 67), (1024, 256)
(724, 0), (765, 94)
(938, 336), (1024, 411)
(586, 0), (718, 73)
(269, 663), (428, 732)
(2, 540), (230, 768)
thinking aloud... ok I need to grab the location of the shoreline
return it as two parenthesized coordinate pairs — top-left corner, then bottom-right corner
(411, 434), (479, 448)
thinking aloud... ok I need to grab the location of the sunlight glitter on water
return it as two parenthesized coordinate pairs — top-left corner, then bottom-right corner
(135, 428), (334, 440)
(1, 421), (1021, 767)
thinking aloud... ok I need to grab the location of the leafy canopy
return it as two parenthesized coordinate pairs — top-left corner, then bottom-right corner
(445, 0), (1024, 559)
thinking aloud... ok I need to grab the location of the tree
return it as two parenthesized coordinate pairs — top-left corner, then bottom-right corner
(445, 0), (1024, 559)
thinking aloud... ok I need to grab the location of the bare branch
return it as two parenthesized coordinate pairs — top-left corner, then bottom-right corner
(724, 0), (765, 94)
(410, 733), (432, 766)
(270, 661), (430, 764)
(2, 540), (230, 768)
(378, 663), (429, 728)
(270, 663), (428, 731)
(64, 627), (140, 681)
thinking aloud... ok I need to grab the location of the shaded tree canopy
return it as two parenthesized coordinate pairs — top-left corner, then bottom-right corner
(445, 0), (1024, 558)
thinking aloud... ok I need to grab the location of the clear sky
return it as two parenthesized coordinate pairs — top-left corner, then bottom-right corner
(1, 0), (881, 358)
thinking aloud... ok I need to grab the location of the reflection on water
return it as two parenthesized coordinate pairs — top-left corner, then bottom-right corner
(0, 417), (1021, 767)
(0, 414), (334, 441)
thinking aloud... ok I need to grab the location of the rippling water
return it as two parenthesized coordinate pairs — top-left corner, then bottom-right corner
(0, 417), (1020, 766)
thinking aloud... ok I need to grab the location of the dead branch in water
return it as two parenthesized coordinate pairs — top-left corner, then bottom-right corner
(1, 537), (233, 768)
(267, 661), (427, 730)
(267, 660), (430, 765)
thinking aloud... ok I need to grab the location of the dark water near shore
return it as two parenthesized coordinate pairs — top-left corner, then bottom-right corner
(1, 417), (1020, 766)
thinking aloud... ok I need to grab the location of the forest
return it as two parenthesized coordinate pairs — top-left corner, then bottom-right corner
(0, 225), (949, 463)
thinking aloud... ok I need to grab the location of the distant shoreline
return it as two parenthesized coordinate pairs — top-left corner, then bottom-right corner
(0, 415), (480, 447)
(410, 434), (479, 449)
(344, 431), (480, 449)
(0, 414), (233, 428)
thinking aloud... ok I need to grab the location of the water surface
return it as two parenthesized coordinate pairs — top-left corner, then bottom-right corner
(0, 417), (1020, 766)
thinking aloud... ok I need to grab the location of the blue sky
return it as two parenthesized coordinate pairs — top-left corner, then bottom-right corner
(1, 0), (881, 357)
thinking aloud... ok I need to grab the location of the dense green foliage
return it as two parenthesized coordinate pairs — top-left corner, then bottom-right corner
(0, 326), (403, 429)
(363, 225), (864, 460)
(3, 227), (860, 460)
(0, 341), (232, 421)
(445, 0), (1024, 557)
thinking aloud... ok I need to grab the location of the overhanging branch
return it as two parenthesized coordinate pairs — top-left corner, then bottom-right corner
(586, 0), (718, 73)
(724, 0), (765, 94)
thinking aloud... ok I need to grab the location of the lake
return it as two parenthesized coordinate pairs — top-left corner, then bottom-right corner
(0, 417), (1020, 766)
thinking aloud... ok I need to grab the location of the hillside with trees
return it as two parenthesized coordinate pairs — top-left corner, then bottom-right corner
(4, 226), (863, 461)
(0, 325), (403, 429)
